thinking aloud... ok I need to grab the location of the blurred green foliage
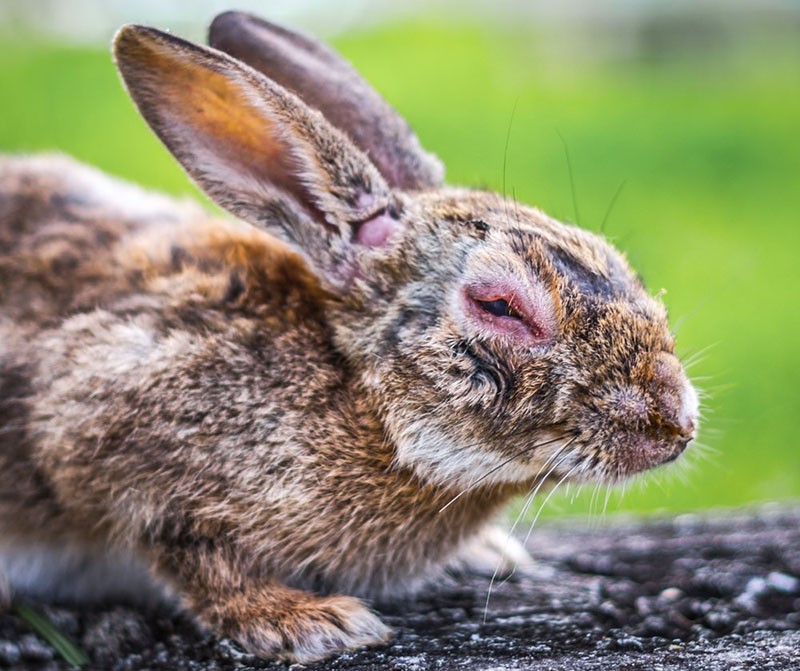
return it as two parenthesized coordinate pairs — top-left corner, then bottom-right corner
(0, 20), (798, 518)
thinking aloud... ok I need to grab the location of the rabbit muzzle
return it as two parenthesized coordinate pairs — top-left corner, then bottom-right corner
(597, 351), (698, 477)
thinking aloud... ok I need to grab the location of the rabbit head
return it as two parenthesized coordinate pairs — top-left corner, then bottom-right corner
(114, 14), (697, 494)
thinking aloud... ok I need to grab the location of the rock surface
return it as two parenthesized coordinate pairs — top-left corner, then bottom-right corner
(2, 505), (799, 670)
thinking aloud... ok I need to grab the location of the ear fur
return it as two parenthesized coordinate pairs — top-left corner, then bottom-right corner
(113, 24), (398, 292)
(208, 11), (444, 190)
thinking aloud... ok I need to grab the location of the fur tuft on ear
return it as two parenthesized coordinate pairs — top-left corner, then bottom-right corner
(113, 24), (401, 292)
(208, 11), (444, 191)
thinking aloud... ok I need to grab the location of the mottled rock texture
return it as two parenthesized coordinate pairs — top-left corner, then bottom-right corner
(2, 505), (799, 670)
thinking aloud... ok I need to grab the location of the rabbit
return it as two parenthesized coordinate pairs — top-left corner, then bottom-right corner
(0, 11), (699, 663)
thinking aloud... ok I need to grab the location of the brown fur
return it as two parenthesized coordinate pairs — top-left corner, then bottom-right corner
(0, 14), (698, 663)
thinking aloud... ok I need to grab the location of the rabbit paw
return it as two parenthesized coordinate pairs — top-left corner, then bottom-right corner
(220, 591), (392, 663)
(453, 525), (535, 579)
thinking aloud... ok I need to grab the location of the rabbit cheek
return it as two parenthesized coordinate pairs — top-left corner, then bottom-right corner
(389, 420), (542, 490)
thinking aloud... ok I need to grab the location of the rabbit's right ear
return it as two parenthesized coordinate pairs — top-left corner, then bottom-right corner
(114, 25), (407, 293)
(208, 11), (444, 191)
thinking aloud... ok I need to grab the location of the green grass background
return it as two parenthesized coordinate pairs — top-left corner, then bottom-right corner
(1, 20), (798, 518)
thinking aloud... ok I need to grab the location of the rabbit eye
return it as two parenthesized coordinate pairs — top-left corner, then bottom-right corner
(477, 298), (521, 319)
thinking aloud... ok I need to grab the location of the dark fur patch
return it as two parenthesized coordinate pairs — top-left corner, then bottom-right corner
(223, 273), (246, 304)
(171, 244), (189, 270)
(0, 356), (34, 450)
(0, 357), (61, 512)
(548, 245), (617, 300)
(451, 339), (515, 404)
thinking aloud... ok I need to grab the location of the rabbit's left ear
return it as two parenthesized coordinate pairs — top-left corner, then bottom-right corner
(114, 25), (403, 292)
(208, 11), (444, 191)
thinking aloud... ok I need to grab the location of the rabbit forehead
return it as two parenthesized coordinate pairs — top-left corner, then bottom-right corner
(412, 188), (640, 302)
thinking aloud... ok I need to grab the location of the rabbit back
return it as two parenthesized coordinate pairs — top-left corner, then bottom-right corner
(0, 153), (329, 545)
(0, 154), (215, 325)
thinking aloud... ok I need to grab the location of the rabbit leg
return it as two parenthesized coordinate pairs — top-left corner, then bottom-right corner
(204, 585), (392, 663)
(451, 524), (535, 579)
(154, 545), (391, 663)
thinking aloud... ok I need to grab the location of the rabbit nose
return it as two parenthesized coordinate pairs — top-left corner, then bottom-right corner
(677, 382), (698, 438)
(654, 353), (698, 441)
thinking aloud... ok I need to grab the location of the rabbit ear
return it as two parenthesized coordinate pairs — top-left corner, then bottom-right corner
(114, 24), (404, 292)
(207, 11), (444, 191)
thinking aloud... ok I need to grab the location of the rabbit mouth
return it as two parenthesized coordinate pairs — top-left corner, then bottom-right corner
(611, 429), (693, 478)
(567, 354), (699, 482)
(560, 420), (695, 484)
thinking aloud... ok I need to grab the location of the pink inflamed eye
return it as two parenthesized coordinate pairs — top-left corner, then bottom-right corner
(463, 280), (556, 346)
(476, 298), (522, 320)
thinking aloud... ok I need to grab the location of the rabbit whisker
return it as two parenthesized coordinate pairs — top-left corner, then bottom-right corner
(557, 130), (580, 227)
(500, 97), (520, 226)
(438, 432), (570, 514)
(523, 461), (582, 546)
(600, 179), (627, 235)
(482, 436), (580, 620)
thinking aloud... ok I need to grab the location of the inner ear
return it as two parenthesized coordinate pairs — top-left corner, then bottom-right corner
(114, 25), (400, 294)
(115, 27), (327, 222)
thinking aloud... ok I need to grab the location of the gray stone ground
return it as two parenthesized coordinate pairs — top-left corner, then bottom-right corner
(1, 505), (799, 670)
